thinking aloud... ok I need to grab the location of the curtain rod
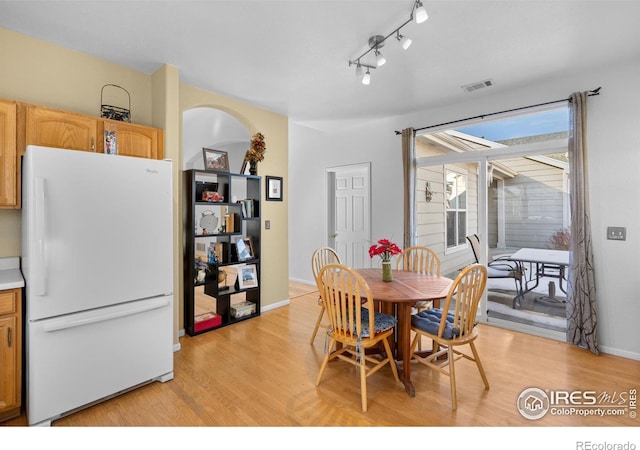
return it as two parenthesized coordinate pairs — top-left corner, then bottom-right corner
(394, 87), (601, 135)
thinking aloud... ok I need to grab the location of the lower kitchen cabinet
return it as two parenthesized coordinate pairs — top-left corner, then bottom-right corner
(0, 288), (22, 422)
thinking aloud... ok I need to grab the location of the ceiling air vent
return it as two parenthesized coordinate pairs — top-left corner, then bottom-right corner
(462, 79), (494, 93)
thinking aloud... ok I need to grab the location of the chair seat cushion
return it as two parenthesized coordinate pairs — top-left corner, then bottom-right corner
(359, 309), (397, 337)
(486, 266), (520, 279)
(411, 308), (459, 339)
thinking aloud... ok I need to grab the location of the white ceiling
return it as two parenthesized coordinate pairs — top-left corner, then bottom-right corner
(2, 0), (640, 127)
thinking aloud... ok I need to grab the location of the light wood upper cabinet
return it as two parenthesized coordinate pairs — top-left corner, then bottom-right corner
(0, 100), (18, 209)
(98, 120), (164, 160)
(0, 288), (21, 423)
(2, 101), (164, 209)
(25, 104), (98, 153)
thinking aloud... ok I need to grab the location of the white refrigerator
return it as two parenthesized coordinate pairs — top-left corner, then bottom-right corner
(22, 145), (174, 426)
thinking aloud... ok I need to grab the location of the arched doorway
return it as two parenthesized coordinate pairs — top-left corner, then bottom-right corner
(182, 107), (250, 172)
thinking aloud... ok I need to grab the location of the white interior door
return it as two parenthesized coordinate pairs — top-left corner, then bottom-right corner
(328, 163), (371, 268)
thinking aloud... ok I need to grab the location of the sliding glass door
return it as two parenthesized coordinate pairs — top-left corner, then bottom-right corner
(413, 106), (570, 340)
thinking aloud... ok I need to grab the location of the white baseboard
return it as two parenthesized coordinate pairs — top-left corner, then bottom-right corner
(261, 298), (291, 312)
(594, 344), (640, 361)
(289, 277), (315, 286)
(486, 317), (640, 361)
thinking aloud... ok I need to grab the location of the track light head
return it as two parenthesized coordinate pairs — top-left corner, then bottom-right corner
(368, 36), (387, 67)
(397, 32), (412, 50)
(414, 0), (428, 24)
(362, 68), (371, 85)
(355, 63), (363, 77)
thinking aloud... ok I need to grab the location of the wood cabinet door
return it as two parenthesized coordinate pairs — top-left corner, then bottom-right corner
(0, 100), (17, 208)
(26, 105), (97, 152)
(0, 315), (18, 415)
(99, 120), (163, 159)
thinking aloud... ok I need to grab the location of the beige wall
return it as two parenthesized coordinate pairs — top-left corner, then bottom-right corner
(0, 27), (156, 258)
(0, 27), (289, 344)
(0, 28), (154, 124)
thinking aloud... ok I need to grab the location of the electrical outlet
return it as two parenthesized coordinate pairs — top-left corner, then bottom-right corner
(607, 226), (626, 241)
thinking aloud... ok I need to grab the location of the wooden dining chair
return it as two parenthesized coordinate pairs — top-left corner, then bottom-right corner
(396, 245), (441, 275)
(409, 263), (489, 410)
(315, 263), (401, 412)
(396, 245), (441, 311)
(396, 246), (441, 350)
(310, 247), (341, 344)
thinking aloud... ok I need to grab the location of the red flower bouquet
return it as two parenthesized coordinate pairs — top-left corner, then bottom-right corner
(368, 238), (402, 263)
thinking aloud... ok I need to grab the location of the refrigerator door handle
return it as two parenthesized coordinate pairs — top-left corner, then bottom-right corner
(34, 176), (47, 296)
(42, 297), (170, 333)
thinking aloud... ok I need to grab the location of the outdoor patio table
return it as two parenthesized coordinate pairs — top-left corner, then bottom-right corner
(508, 248), (570, 305)
(355, 268), (452, 397)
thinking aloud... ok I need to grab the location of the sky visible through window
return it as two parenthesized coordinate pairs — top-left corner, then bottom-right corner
(456, 108), (569, 141)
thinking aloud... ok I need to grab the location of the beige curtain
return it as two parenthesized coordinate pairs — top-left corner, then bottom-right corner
(401, 128), (416, 250)
(567, 91), (599, 355)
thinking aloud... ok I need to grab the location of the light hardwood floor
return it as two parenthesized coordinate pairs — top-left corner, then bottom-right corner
(4, 281), (639, 427)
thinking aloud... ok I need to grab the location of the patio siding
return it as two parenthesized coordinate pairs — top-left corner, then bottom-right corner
(492, 156), (566, 249)
(415, 162), (478, 275)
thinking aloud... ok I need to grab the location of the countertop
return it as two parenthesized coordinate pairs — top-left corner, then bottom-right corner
(0, 257), (25, 290)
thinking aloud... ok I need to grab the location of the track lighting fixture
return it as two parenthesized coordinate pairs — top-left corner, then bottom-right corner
(348, 0), (428, 84)
(414, 1), (428, 24)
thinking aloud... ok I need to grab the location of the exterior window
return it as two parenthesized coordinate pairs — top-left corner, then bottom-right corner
(446, 170), (467, 249)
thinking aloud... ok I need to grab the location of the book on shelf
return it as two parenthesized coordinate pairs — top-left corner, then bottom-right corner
(246, 199), (254, 218)
(225, 213), (238, 233)
(238, 201), (248, 218)
(238, 199), (258, 218)
(214, 242), (225, 263)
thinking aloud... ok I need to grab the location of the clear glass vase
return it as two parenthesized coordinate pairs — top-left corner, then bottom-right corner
(382, 261), (393, 282)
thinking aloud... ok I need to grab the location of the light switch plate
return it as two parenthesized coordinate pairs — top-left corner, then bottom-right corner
(265, 220), (271, 230)
(607, 226), (626, 241)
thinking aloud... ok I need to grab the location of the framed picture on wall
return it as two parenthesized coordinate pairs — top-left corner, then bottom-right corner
(266, 175), (283, 201)
(203, 148), (230, 171)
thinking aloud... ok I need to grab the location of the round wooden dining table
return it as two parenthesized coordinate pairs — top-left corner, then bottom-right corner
(356, 268), (453, 397)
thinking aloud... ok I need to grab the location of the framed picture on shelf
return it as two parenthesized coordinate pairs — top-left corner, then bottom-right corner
(266, 175), (283, 201)
(235, 237), (253, 261)
(240, 151), (251, 175)
(203, 148), (230, 171)
(237, 264), (258, 289)
(243, 238), (254, 259)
